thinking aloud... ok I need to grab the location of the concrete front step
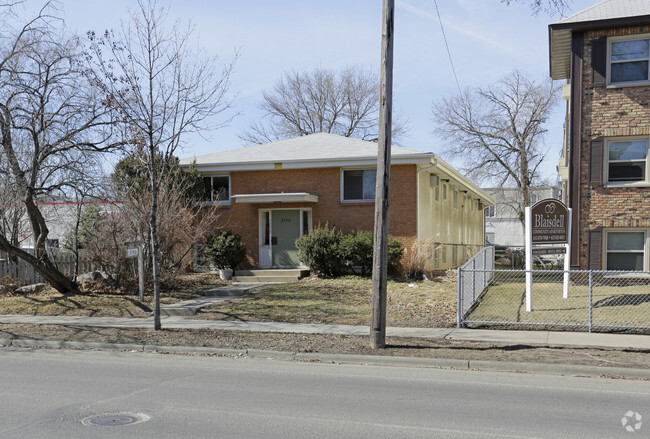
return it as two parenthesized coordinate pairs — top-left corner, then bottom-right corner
(232, 276), (300, 283)
(233, 269), (309, 283)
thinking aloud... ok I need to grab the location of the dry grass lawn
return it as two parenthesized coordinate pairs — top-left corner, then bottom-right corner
(193, 274), (457, 328)
(0, 271), (458, 328)
(0, 273), (226, 317)
(467, 277), (650, 330)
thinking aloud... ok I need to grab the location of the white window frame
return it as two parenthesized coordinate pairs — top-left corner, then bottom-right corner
(341, 168), (376, 203)
(452, 189), (459, 210)
(442, 183), (448, 201)
(605, 229), (649, 271)
(203, 174), (231, 205)
(605, 137), (650, 187)
(486, 205), (496, 218)
(434, 185), (440, 203)
(607, 34), (650, 87)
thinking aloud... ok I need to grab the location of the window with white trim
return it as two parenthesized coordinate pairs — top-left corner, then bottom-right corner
(342, 169), (376, 202)
(609, 36), (650, 84)
(606, 138), (648, 183)
(452, 189), (458, 209)
(203, 175), (231, 203)
(486, 205), (496, 218)
(606, 230), (647, 271)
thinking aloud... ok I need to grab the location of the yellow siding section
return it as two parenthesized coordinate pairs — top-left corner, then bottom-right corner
(417, 170), (485, 246)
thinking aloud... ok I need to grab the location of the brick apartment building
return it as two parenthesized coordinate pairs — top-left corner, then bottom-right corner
(551, 0), (650, 270)
(180, 133), (493, 269)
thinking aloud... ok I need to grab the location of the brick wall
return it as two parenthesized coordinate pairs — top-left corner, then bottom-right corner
(579, 25), (650, 268)
(208, 164), (418, 267)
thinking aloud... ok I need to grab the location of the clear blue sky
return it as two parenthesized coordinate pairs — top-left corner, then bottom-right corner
(49, 0), (597, 181)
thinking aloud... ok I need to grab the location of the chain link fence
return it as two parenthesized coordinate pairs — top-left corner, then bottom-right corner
(457, 247), (494, 324)
(458, 267), (650, 333)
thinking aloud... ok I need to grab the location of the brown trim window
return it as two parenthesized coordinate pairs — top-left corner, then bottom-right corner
(606, 138), (649, 184)
(606, 231), (646, 271)
(609, 36), (650, 85)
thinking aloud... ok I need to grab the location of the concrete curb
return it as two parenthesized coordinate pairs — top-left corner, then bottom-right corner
(2, 338), (650, 379)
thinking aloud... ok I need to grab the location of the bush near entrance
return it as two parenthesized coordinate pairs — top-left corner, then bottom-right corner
(295, 224), (343, 277)
(203, 230), (247, 270)
(296, 225), (403, 277)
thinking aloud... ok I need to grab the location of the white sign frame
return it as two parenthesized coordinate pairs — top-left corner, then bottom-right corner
(525, 201), (572, 312)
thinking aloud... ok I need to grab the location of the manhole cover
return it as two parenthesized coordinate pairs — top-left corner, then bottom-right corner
(82, 413), (150, 426)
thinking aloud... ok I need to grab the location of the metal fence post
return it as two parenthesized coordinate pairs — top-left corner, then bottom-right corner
(471, 258), (476, 302)
(588, 270), (593, 333)
(457, 266), (463, 328)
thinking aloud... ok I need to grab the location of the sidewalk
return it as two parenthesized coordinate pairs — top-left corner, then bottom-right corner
(1, 313), (649, 350)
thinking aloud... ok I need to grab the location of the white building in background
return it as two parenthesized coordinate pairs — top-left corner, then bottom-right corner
(484, 186), (562, 246)
(3, 201), (115, 251)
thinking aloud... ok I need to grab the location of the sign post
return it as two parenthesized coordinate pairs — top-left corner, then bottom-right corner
(125, 239), (145, 303)
(525, 208), (533, 312)
(525, 199), (571, 312)
(563, 208), (572, 299)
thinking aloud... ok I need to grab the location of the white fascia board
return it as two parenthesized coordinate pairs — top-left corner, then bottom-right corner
(191, 154), (434, 173)
(194, 163), (276, 172)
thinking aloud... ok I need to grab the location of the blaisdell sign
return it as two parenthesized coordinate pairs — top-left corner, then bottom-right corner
(530, 199), (568, 244)
(524, 198), (572, 312)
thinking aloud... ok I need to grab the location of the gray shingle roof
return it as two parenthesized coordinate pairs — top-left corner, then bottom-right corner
(555, 0), (650, 25)
(180, 132), (433, 168)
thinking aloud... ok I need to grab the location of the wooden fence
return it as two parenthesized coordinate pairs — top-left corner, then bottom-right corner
(0, 252), (92, 286)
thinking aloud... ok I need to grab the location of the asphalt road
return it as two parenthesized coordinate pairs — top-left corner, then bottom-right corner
(0, 347), (648, 438)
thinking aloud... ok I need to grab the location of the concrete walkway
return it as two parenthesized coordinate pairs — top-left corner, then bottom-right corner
(160, 283), (264, 316)
(1, 313), (649, 350)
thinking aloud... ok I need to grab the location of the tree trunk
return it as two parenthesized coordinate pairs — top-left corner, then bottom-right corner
(0, 237), (77, 292)
(0, 192), (78, 292)
(150, 164), (162, 330)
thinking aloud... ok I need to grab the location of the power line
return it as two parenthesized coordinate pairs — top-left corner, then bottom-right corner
(433, 0), (463, 95)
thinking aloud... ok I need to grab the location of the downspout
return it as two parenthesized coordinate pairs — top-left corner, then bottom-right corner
(416, 158), (439, 240)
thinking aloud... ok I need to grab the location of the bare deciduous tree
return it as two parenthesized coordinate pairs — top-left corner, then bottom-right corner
(88, 0), (236, 329)
(0, 181), (27, 253)
(501, 0), (571, 15)
(82, 164), (221, 291)
(432, 70), (560, 228)
(241, 65), (408, 144)
(0, 3), (123, 292)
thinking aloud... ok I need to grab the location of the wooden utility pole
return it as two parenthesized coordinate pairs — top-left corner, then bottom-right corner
(370, 0), (394, 349)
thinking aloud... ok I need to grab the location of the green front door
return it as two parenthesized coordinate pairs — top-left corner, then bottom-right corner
(271, 210), (301, 267)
